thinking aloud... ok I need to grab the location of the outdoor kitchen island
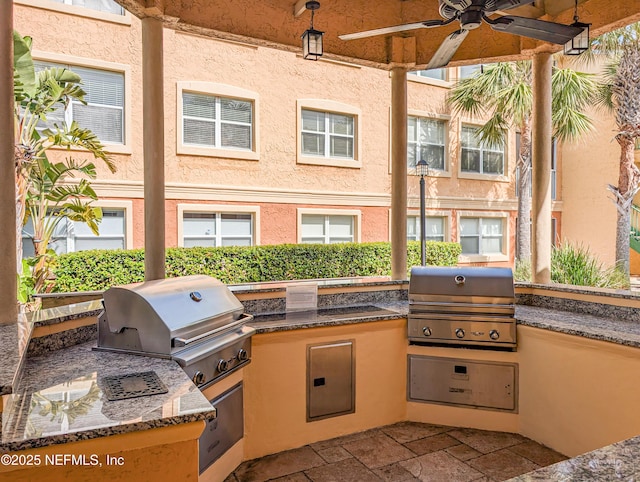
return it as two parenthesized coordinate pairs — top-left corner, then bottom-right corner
(2, 278), (640, 481)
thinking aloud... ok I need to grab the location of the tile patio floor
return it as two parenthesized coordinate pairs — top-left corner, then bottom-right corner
(226, 422), (567, 482)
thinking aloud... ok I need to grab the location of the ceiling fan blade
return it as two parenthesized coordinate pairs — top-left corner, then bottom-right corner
(339, 19), (447, 41)
(489, 0), (536, 12)
(488, 15), (585, 44)
(426, 29), (469, 69)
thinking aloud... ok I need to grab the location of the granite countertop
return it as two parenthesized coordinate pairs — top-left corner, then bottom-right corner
(515, 305), (640, 349)
(509, 435), (640, 481)
(230, 276), (405, 294)
(0, 342), (216, 452)
(248, 302), (408, 333)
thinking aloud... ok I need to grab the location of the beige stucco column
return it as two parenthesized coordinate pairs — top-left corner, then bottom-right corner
(390, 67), (408, 280)
(142, 17), (166, 281)
(531, 52), (553, 283)
(0, 2), (18, 324)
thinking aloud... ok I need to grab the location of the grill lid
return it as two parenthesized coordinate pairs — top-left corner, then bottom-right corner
(100, 275), (245, 355)
(409, 266), (515, 305)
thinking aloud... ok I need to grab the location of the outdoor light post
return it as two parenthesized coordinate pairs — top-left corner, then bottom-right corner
(416, 159), (429, 266)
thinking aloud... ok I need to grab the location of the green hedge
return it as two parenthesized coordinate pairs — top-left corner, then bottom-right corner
(52, 241), (461, 292)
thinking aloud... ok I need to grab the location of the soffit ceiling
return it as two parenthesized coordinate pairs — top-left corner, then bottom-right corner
(118, 0), (640, 69)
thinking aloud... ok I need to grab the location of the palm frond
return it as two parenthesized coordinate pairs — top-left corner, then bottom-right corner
(551, 68), (596, 142)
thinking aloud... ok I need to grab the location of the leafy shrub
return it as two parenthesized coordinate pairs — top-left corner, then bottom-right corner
(53, 241), (462, 292)
(514, 243), (629, 289)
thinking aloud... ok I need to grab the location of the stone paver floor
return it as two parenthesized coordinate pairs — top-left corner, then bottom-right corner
(226, 422), (567, 482)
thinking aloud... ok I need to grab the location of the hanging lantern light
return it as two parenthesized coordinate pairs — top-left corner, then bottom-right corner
(302, 0), (324, 60)
(564, 0), (590, 55)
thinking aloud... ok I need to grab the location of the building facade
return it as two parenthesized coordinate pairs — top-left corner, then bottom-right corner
(14, 0), (568, 269)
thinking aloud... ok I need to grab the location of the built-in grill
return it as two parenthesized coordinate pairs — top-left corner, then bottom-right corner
(96, 275), (255, 389)
(407, 266), (516, 349)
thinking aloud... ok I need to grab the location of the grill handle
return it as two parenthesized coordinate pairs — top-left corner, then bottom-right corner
(173, 313), (254, 348)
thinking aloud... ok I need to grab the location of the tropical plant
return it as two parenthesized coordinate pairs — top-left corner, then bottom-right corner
(13, 31), (116, 298)
(515, 242), (629, 289)
(589, 23), (640, 277)
(447, 61), (596, 270)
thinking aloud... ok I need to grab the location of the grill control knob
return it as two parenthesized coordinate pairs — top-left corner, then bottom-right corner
(192, 371), (206, 386)
(217, 359), (229, 373)
(455, 328), (465, 339)
(422, 327), (432, 337)
(237, 349), (249, 361)
(489, 329), (500, 340)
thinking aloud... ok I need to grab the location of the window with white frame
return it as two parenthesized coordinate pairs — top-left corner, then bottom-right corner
(459, 217), (504, 255)
(21, 209), (126, 257)
(410, 68), (447, 81)
(35, 61), (125, 144)
(408, 117), (446, 171)
(50, 0), (124, 14)
(182, 92), (253, 151)
(461, 125), (505, 175)
(301, 109), (355, 159)
(182, 212), (254, 247)
(300, 214), (354, 244)
(407, 216), (445, 242)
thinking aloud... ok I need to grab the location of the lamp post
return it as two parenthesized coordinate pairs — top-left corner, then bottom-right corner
(416, 159), (429, 266)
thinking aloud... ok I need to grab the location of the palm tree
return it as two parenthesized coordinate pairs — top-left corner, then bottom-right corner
(13, 31), (116, 299)
(591, 23), (640, 277)
(447, 61), (596, 268)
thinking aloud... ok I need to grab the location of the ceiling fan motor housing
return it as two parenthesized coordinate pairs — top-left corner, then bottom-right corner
(460, 8), (483, 29)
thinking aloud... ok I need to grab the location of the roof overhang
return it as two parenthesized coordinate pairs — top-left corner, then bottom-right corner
(118, 0), (640, 69)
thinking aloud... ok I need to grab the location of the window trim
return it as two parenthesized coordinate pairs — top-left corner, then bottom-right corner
(297, 99), (362, 169)
(15, 0), (131, 24)
(177, 82), (260, 161)
(32, 51), (131, 154)
(407, 114), (449, 174)
(458, 123), (509, 182)
(405, 210), (451, 242)
(457, 211), (509, 263)
(177, 203), (260, 247)
(297, 208), (361, 244)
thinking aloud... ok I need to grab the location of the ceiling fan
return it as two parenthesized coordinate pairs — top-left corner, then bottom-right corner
(339, 0), (585, 69)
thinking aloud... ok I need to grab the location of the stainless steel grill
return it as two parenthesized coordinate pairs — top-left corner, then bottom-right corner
(96, 275), (255, 389)
(407, 266), (516, 349)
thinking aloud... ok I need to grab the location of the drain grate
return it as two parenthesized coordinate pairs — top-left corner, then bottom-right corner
(101, 371), (169, 401)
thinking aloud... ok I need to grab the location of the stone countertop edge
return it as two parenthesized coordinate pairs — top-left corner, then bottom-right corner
(515, 281), (640, 300)
(508, 434), (640, 481)
(0, 316), (33, 396)
(1, 342), (216, 453)
(26, 299), (103, 327)
(229, 277), (405, 294)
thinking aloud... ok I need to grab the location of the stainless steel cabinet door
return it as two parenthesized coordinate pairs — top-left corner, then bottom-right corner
(307, 341), (355, 421)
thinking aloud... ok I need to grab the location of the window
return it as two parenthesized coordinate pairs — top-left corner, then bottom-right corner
(408, 117), (446, 171)
(410, 68), (447, 81)
(301, 109), (354, 159)
(407, 216), (445, 242)
(459, 64), (482, 79)
(301, 214), (354, 244)
(22, 209), (126, 257)
(50, 0), (124, 14)
(459, 217), (504, 255)
(182, 212), (254, 247)
(35, 61), (125, 144)
(461, 125), (505, 175)
(182, 92), (253, 151)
